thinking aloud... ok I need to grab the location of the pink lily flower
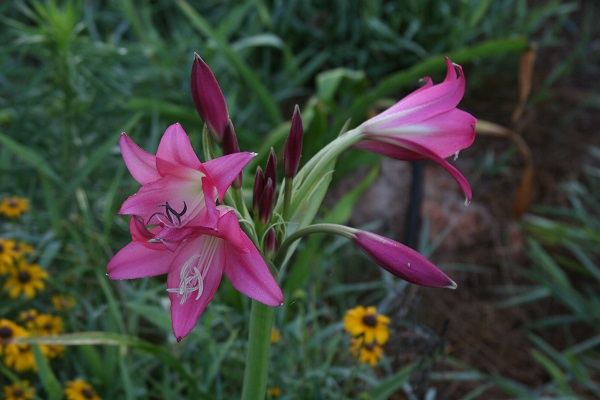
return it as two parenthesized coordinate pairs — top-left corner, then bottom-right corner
(356, 57), (476, 203)
(119, 123), (255, 237)
(107, 208), (284, 341)
(350, 228), (456, 289)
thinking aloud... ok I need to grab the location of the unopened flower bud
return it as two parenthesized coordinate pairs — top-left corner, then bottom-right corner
(265, 227), (279, 255)
(259, 178), (274, 224)
(253, 166), (265, 214)
(222, 120), (242, 188)
(265, 148), (277, 195)
(284, 105), (303, 178)
(191, 53), (229, 144)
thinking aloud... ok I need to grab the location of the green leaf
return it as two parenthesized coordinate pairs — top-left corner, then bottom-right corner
(367, 361), (417, 400)
(0, 132), (62, 183)
(33, 345), (63, 400)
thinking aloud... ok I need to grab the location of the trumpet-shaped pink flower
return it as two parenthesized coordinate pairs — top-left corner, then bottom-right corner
(107, 208), (284, 341)
(356, 57), (476, 203)
(350, 229), (456, 289)
(119, 123), (254, 237)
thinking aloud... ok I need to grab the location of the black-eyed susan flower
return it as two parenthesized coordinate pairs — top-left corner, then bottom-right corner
(344, 306), (390, 345)
(2, 380), (35, 400)
(52, 294), (76, 311)
(350, 338), (384, 367)
(64, 379), (101, 400)
(3, 259), (48, 299)
(32, 314), (64, 336)
(11, 241), (34, 257)
(0, 196), (29, 218)
(0, 238), (18, 275)
(0, 319), (28, 348)
(18, 309), (39, 329)
(270, 327), (280, 344)
(3, 343), (39, 372)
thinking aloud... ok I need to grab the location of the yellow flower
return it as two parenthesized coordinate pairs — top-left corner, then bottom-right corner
(0, 319), (28, 348)
(19, 309), (39, 329)
(270, 327), (280, 344)
(343, 306), (390, 345)
(64, 379), (101, 400)
(2, 380), (35, 400)
(3, 343), (38, 372)
(0, 238), (18, 275)
(267, 386), (281, 397)
(0, 196), (29, 218)
(3, 258), (48, 299)
(32, 314), (64, 335)
(11, 241), (34, 257)
(350, 338), (384, 367)
(53, 294), (76, 311)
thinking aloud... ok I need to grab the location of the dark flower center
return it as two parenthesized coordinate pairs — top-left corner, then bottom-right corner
(9, 199), (18, 207)
(364, 342), (376, 351)
(18, 270), (31, 283)
(362, 314), (378, 327)
(82, 388), (95, 399)
(0, 243), (4, 253)
(0, 326), (14, 340)
(13, 388), (24, 396)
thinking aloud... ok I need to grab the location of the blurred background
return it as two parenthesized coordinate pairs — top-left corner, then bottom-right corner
(1, 0), (599, 398)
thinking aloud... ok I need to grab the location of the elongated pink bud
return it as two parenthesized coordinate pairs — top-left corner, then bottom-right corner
(191, 53), (229, 144)
(352, 230), (457, 289)
(284, 105), (303, 178)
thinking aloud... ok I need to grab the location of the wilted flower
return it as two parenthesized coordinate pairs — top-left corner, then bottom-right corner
(356, 57), (476, 203)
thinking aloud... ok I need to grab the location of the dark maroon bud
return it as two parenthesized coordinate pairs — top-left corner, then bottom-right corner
(265, 227), (279, 254)
(191, 53), (229, 144)
(265, 147), (277, 195)
(259, 178), (274, 224)
(284, 105), (303, 178)
(253, 166), (265, 214)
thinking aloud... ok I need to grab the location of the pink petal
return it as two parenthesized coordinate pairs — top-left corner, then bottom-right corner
(119, 174), (216, 229)
(212, 208), (248, 252)
(362, 59), (465, 128)
(107, 241), (173, 279)
(353, 231), (456, 288)
(156, 123), (202, 171)
(119, 134), (160, 185)
(202, 152), (255, 201)
(168, 237), (226, 341)
(363, 108), (476, 159)
(223, 234), (283, 307)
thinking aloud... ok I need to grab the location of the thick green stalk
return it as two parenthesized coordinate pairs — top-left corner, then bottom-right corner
(241, 301), (275, 400)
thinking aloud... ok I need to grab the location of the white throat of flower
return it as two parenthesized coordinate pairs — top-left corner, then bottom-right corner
(166, 236), (220, 304)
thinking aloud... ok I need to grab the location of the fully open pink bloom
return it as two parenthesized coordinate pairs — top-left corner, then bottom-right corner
(356, 57), (476, 203)
(119, 123), (254, 236)
(107, 208), (283, 341)
(351, 229), (456, 289)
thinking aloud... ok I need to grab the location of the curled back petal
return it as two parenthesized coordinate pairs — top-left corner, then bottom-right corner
(202, 152), (256, 201)
(119, 134), (160, 185)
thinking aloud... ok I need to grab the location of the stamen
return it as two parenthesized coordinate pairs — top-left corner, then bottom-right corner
(147, 201), (188, 226)
(166, 255), (206, 304)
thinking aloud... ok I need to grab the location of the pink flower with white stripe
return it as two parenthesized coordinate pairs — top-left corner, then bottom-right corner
(119, 123), (254, 244)
(107, 208), (283, 341)
(356, 57), (476, 203)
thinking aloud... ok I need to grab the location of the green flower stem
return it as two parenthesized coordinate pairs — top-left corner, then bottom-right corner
(274, 223), (354, 270)
(287, 128), (362, 213)
(282, 176), (293, 220)
(241, 300), (275, 400)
